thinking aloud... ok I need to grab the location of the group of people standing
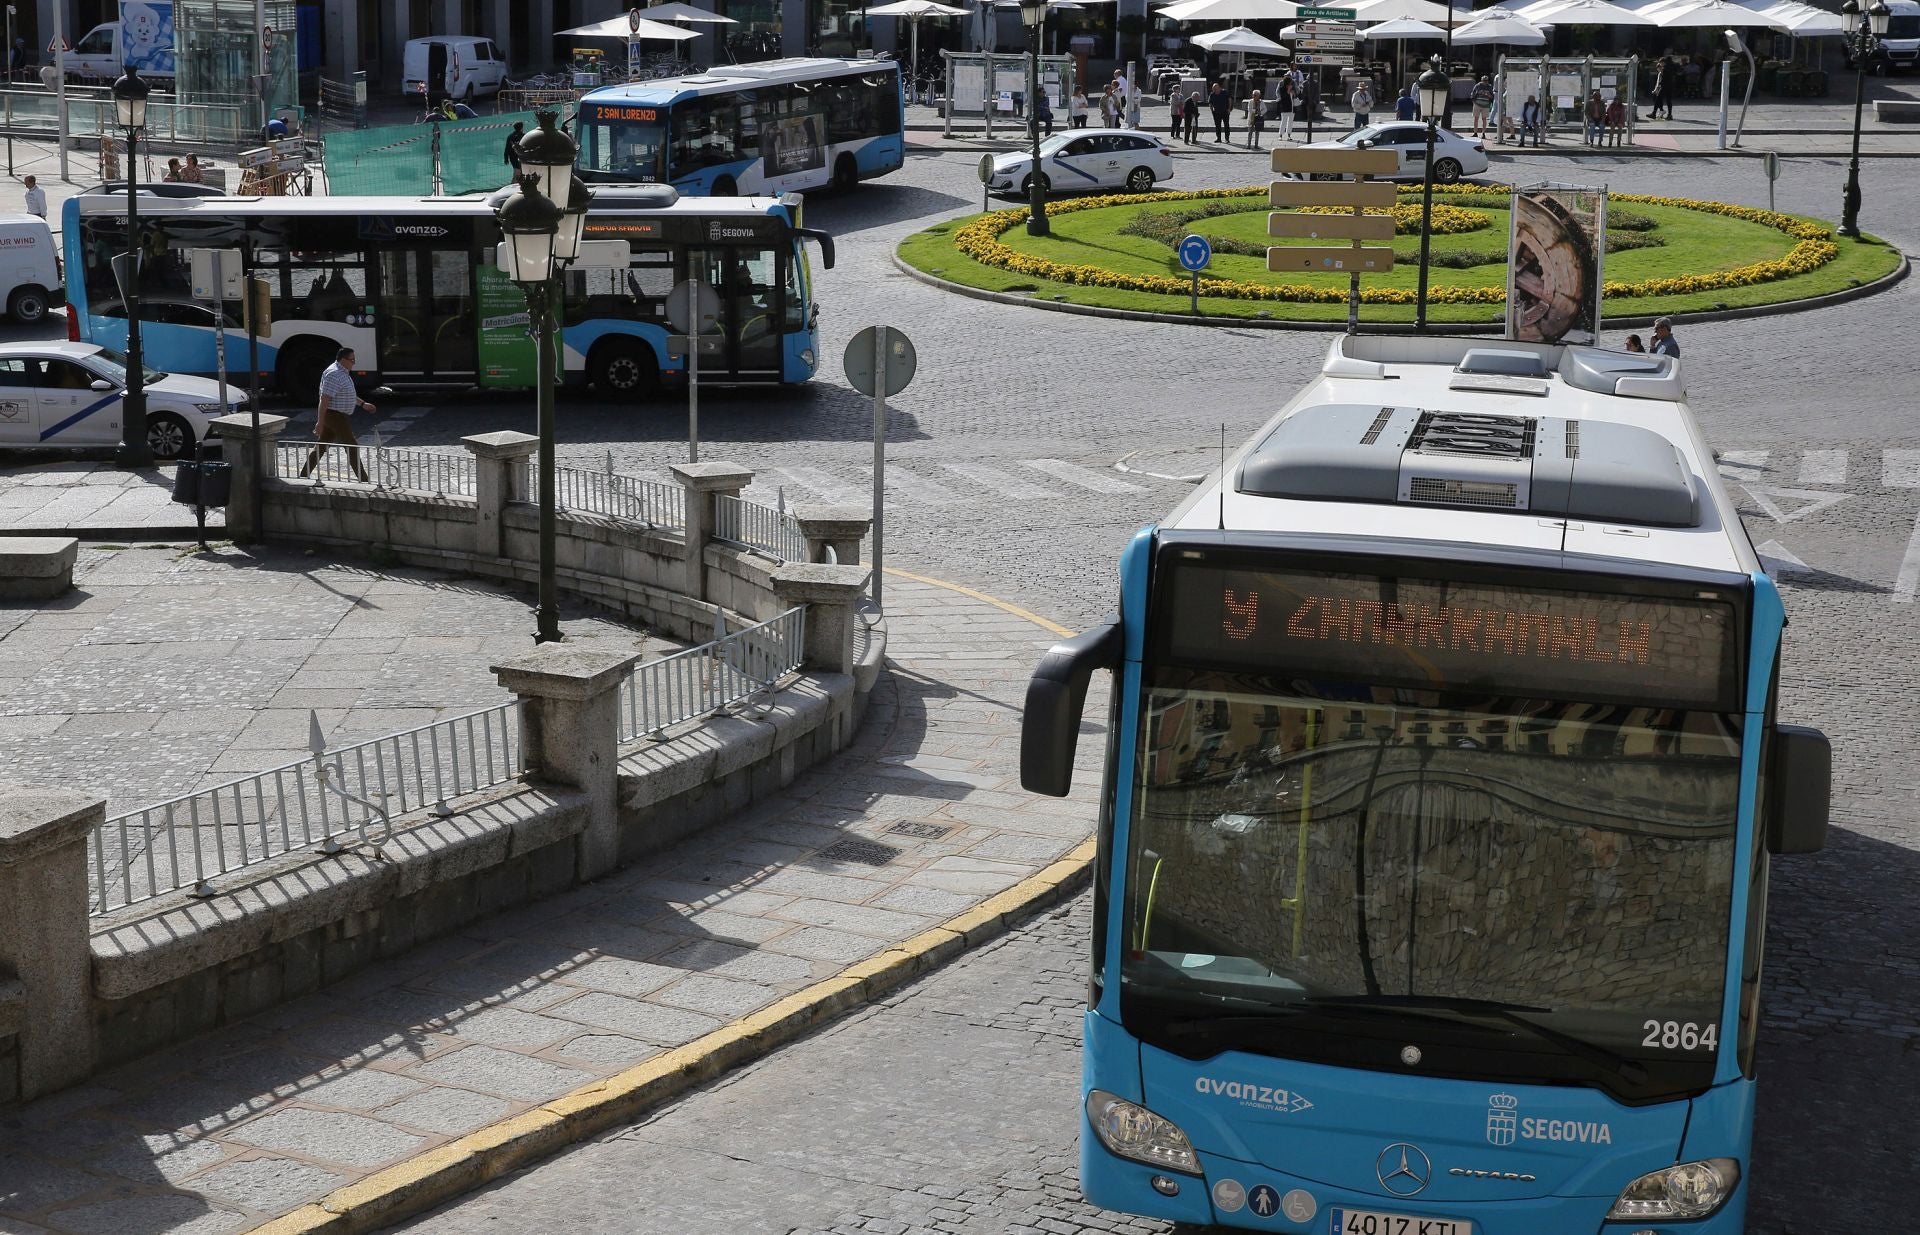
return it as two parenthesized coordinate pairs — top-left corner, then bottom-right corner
(1069, 70), (1141, 129)
(1172, 70), (1316, 148)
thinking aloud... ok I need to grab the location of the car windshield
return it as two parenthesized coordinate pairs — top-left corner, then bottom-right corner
(1121, 672), (1742, 1101)
(86, 347), (166, 385)
(1039, 133), (1077, 156)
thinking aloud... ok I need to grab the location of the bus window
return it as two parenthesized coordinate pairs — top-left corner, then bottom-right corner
(285, 252), (368, 322)
(563, 246), (674, 322)
(586, 116), (668, 182)
(672, 97), (741, 173)
(783, 251), (805, 330)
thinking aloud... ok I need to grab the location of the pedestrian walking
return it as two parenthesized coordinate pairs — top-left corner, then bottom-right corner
(300, 347), (378, 483)
(1650, 56), (1673, 119)
(1520, 94), (1544, 146)
(1605, 93), (1627, 146)
(1181, 91), (1201, 143)
(1209, 79), (1231, 142)
(1584, 90), (1606, 145)
(1350, 80), (1375, 129)
(504, 120), (525, 173)
(22, 175), (45, 219)
(1246, 90), (1265, 148)
(1275, 76), (1295, 141)
(1470, 75), (1493, 137)
(1650, 316), (1681, 357)
(1395, 84), (1417, 121)
(1070, 88), (1089, 128)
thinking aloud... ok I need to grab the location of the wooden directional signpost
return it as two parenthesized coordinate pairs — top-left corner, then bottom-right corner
(1269, 143), (1400, 332)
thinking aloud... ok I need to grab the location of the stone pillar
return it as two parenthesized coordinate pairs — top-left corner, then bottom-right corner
(210, 412), (290, 545)
(791, 505), (870, 567)
(490, 646), (641, 882)
(464, 431), (538, 560)
(0, 784), (102, 1102)
(669, 461), (754, 606)
(771, 564), (872, 675)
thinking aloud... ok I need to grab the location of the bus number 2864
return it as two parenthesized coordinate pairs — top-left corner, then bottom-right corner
(1642, 1020), (1718, 1050)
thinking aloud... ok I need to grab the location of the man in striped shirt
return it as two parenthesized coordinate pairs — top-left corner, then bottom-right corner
(299, 347), (377, 481)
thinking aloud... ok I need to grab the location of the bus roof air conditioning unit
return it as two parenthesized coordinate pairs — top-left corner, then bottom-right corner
(1237, 404), (1700, 527)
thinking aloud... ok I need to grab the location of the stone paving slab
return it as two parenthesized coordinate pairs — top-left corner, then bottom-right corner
(0, 460), (219, 534)
(0, 575), (1101, 1235)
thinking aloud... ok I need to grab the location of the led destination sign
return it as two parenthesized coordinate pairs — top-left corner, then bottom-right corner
(1165, 565), (1740, 709)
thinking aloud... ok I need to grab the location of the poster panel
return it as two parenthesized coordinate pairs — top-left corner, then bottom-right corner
(765, 112), (826, 175)
(476, 265), (562, 389)
(1506, 187), (1607, 345)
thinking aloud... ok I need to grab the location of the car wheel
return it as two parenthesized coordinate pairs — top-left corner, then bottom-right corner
(7, 285), (47, 325)
(590, 338), (659, 400)
(275, 339), (333, 401)
(1433, 157), (1463, 184)
(711, 175), (737, 196)
(1020, 172), (1051, 195)
(146, 412), (191, 461)
(833, 153), (859, 191)
(1126, 166), (1155, 193)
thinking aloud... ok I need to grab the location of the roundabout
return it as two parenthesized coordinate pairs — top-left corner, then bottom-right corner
(897, 184), (1903, 326)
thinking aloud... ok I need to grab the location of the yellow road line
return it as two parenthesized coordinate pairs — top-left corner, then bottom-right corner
(881, 565), (1076, 637)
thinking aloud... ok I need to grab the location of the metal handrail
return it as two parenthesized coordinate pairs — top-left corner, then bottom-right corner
(554, 456), (685, 530)
(713, 488), (808, 563)
(276, 440), (477, 498)
(619, 606), (806, 743)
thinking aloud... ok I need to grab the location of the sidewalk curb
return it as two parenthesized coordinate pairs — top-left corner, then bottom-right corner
(249, 840), (1095, 1235)
(891, 245), (1911, 333)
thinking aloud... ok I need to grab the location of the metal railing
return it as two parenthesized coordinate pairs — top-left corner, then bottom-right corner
(276, 440), (478, 498)
(555, 456), (685, 530)
(714, 489), (809, 563)
(90, 701), (524, 916)
(620, 606), (806, 743)
(0, 86), (253, 148)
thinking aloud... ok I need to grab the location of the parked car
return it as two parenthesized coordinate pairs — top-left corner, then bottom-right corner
(403, 35), (509, 104)
(0, 341), (246, 459)
(1297, 123), (1489, 183)
(0, 213), (61, 325)
(987, 130), (1176, 198)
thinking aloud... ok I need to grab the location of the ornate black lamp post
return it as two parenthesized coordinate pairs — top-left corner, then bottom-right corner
(493, 110), (588, 644)
(1839, 0), (1891, 238)
(1020, 0), (1051, 237)
(111, 64), (152, 467)
(1414, 61), (1449, 331)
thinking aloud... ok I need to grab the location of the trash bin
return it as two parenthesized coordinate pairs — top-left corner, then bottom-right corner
(170, 442), (231, 507)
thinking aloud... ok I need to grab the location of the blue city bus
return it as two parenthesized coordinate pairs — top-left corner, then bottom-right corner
(1021, 335), (1832, 1234)
(576, 57), (905, 196)
(62, 186), (834, 396)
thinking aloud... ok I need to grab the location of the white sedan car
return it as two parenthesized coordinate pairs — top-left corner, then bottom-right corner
(987, 129), (1176, 197)
(0, 341), (246, 460)
(1297, 123), (1490, 183)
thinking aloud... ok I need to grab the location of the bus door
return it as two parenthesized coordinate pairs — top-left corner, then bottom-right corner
(373, 248), (476, 380)
(686, 245), (783, 381)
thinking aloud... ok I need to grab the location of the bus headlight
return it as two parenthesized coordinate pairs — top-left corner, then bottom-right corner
(799, 348), (815, 368)
(1606, 1158), (1740, 1220)
(1085, 1089), (1200, 1175)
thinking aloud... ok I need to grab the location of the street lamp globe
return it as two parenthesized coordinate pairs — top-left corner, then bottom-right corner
(496, 174), (564, 287)
(517, 110), (578, 213)
(1840, 0), (1860, 32)
(111, 63), (149, 130)
(1417, 64), (1449, 121)
(1868, 0), (1892, 35)
(1019, 0), (1047, 28)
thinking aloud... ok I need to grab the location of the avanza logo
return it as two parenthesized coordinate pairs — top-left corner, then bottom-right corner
(1193, 1076), (1314, 1115)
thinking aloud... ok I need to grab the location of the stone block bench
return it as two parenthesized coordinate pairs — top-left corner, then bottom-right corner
(0, 536), (78, 600)
(1874, 100), (1920, 123)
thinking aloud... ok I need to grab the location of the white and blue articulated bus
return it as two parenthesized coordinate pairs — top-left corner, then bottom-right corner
(575, 57), (905, 196)
(1021, 335), (1832, 1235)
(63, 187), (834, 397)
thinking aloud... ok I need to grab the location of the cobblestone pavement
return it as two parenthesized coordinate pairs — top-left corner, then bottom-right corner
(0, 543), (665, 817)
(0, 461), (221, 533)
(0, 577), (1103, 1234)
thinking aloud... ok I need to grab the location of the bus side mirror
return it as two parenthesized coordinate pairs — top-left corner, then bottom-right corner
(1766, 723), (1830, 854)
(796, 227), (835, 270)
(1021, 618), (1122, 798)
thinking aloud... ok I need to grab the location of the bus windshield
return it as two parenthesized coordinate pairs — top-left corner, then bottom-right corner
(583, 113), (669, 182)
(1121, 561), (1747, 1102)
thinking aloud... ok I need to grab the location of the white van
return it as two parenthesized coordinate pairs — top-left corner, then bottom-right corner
(0, 215), (60, 325)
(402, 36), (509, 103)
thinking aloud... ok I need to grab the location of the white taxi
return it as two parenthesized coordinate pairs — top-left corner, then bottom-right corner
(987, 129), (1176, 197)
(0, 341), (246, 460)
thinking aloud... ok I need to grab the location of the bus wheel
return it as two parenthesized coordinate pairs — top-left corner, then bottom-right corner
(7, 285), (47, 325)
(276, 340), (332, 400)
(590, 340), (658, 400)
(712, 176), (738, 196)
(833, 154), (859, 191)
(146, 413), (192, 461)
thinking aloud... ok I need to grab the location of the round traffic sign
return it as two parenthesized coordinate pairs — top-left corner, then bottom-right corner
(629, 6), (642, 32)
(844, 325), (916, 399)
(1178, 233), (1212, 272)
(977, 153), (996, 185)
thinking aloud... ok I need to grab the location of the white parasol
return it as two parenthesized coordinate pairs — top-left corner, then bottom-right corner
(1449, 11), (1548, 42)
(1190, 23), (1293, 52)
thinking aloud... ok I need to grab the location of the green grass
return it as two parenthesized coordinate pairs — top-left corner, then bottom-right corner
(898, 195), (1901, 325)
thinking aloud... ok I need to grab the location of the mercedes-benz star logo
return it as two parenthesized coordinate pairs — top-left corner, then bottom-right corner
(1376, 1143), (1433, 1197)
